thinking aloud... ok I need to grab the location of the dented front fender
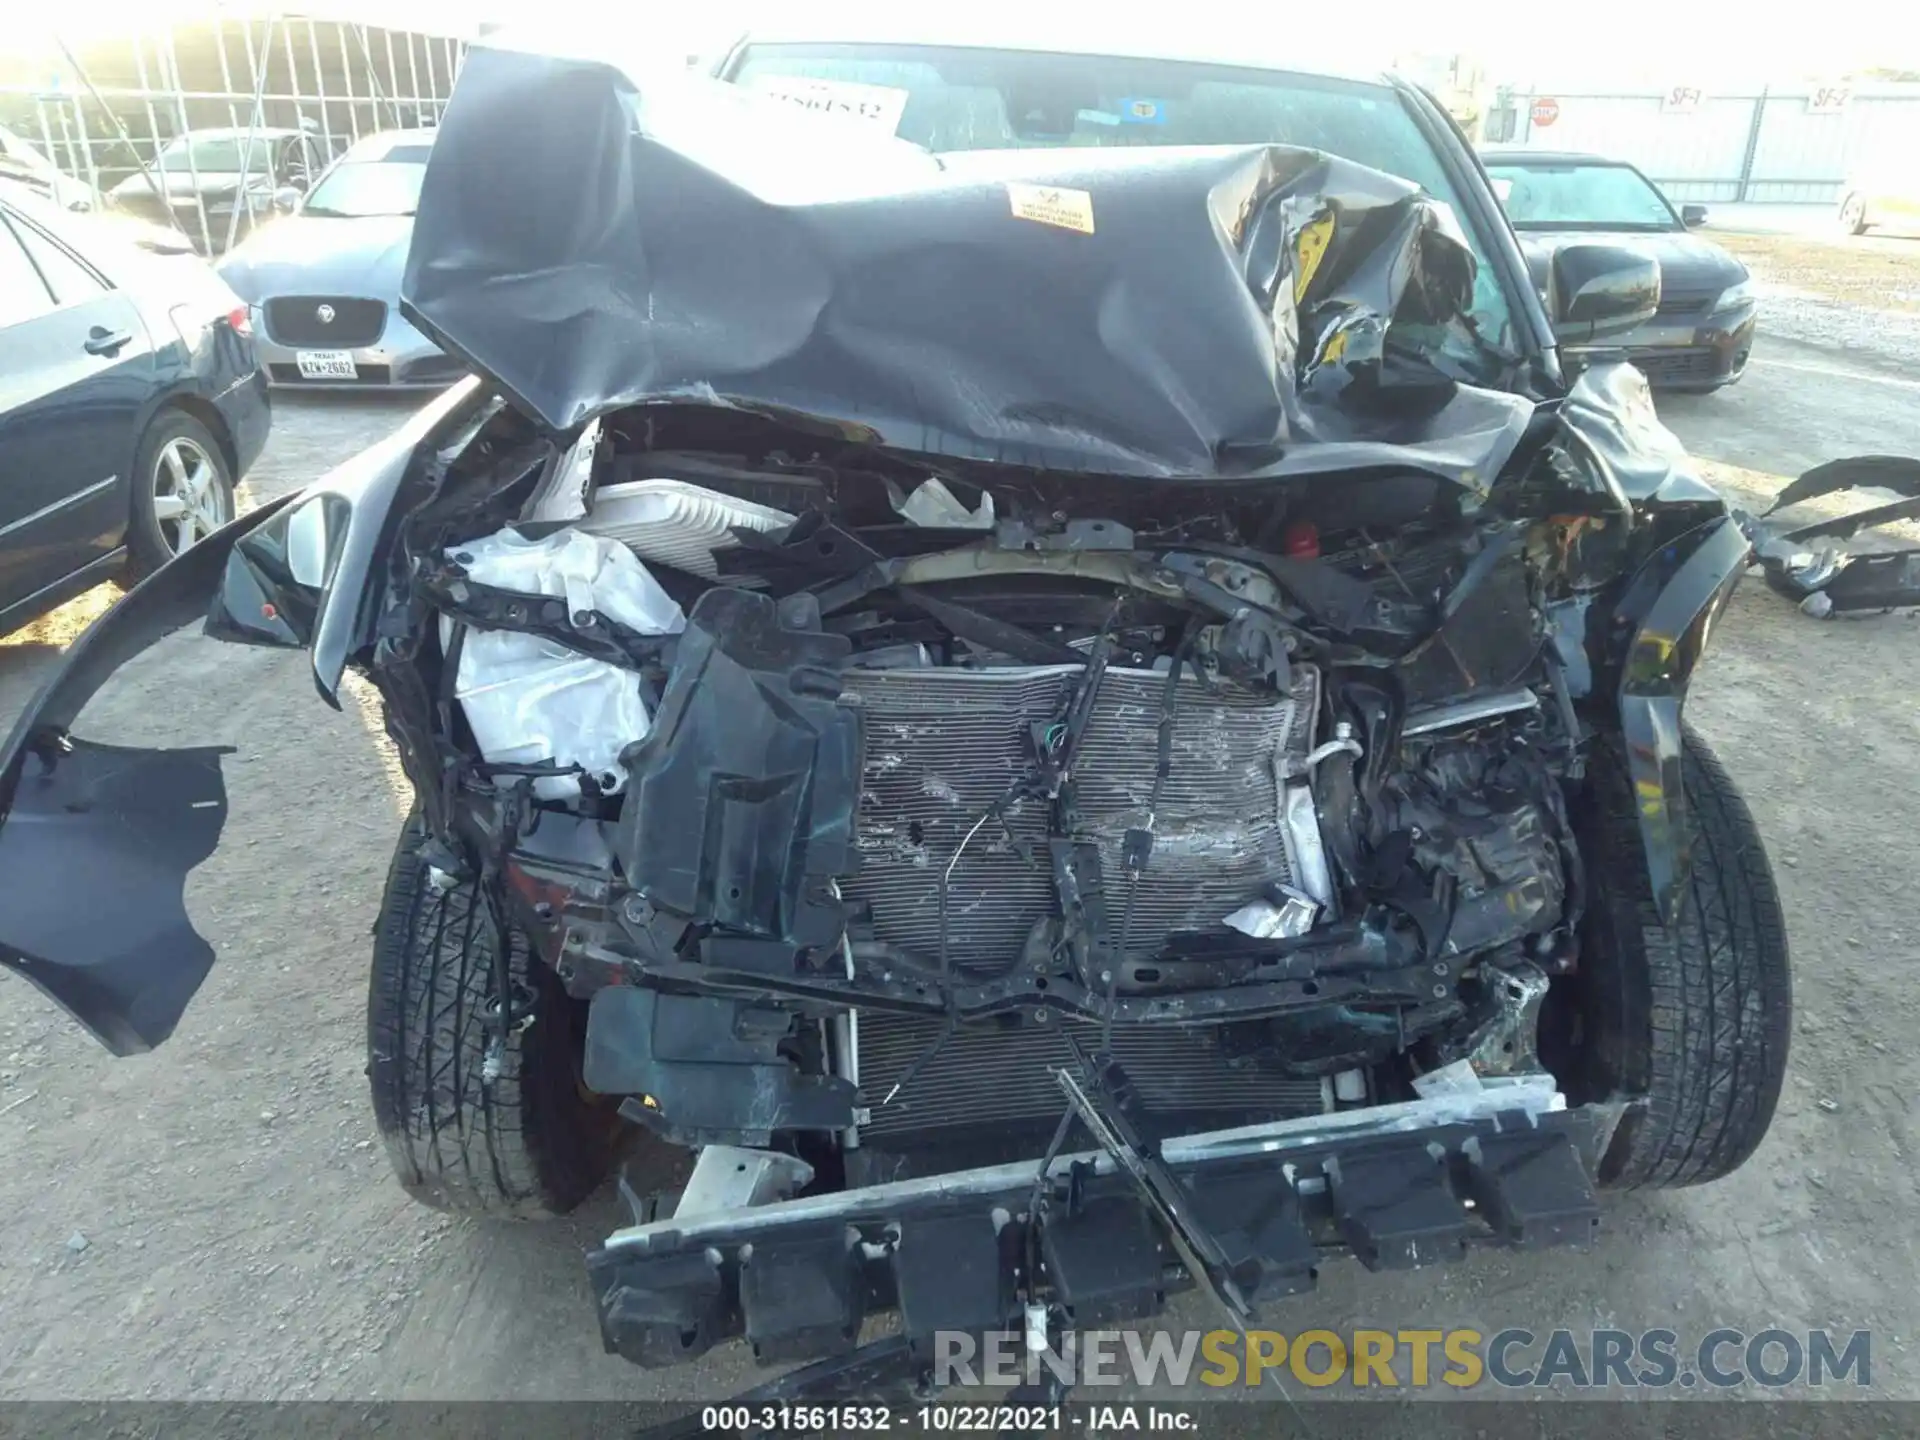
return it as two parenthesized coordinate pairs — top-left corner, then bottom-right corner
(0, 380), (485, 1054)
(1614, 514), (1752, 926)
(0, 498), (294, 1053)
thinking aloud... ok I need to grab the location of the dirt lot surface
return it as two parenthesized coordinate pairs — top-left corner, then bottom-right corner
(1711, 228), (1920, 313)
(2, 316), (1918, 1414)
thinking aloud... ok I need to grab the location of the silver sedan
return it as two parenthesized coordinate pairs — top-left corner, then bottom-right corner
(215, 130), (463, 390)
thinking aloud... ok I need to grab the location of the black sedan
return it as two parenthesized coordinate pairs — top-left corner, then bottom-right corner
(0, 181), (271, 635)
(1480, 149), (1757, 391)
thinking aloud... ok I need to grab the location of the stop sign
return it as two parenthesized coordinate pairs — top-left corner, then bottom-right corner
(1531, 97), (1561, 128)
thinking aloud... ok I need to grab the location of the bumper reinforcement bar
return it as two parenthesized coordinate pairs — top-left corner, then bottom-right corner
(587, 1078), (1616, 1376)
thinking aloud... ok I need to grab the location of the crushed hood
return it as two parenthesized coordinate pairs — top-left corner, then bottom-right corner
(402, 40), (1534, 483)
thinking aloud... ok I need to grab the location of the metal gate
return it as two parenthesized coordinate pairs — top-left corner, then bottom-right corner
(1493, 88), (1920, 205)
(1, 16), (467, 255)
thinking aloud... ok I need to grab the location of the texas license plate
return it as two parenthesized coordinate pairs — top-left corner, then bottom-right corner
(295, 350), (357, 380)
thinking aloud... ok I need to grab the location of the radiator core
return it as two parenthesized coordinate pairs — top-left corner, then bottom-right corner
(856, 1011), (1327, 1144)
(837, 663), (1318, 974)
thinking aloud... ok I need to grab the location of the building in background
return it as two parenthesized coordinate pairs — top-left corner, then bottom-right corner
(1393, 52), (1494, 140)
(1479, 78), (1920, 206)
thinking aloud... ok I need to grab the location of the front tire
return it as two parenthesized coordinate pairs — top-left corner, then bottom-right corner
(1558, 728), (1792, 1190)
(127, 410), (235, 580)
(368, 819), (616, 1217)
(1840, 193), (1869, 236)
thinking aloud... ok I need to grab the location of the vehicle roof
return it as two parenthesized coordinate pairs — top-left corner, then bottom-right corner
(728, 24), (1393, 88)
(1478, 149), (1626, 166)
(0, 175), (44, 209)
(0, 123), (50, 155)
(164, 126), (305, 143)
(338, 128), (437, 162)
(0, 177), (199, 269)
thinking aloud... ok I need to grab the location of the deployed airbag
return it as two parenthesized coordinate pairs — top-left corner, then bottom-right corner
(444, 527), (685, 798)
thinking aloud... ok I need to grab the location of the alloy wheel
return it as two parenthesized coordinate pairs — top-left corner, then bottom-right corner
(149, 435), (231, 554)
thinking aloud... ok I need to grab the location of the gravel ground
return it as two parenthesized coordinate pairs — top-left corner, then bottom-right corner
(1708, 227), (1920, 370)
(1, 326), (1918, 1412)
(1710, 229), (1920, 313)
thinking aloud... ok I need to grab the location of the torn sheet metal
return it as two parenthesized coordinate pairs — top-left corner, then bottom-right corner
(403, 40), (1533, 485)
(1557, 360), (1724, 506)
(524, 417), (600, 524)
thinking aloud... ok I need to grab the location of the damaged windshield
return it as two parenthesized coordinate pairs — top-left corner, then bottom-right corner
(729, 43), (1517, 378)
(1484, 161), (1682, 232)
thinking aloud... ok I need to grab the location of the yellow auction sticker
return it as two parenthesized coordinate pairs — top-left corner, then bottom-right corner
(1294, 212), (1336, 301)
(1008, 183), (1096, 235)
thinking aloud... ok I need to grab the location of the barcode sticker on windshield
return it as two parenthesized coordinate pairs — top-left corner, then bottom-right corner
(1007, 183), (1095, 235)
(744, 76), (909, 133)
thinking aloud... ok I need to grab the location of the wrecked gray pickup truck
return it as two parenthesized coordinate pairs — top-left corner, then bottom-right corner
(0, 34), (1791, 1392)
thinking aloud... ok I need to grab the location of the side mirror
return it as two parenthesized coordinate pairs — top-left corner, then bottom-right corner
(1548, 243), (1660, 345)
(1681, 203), (1709, 227)
(272, 186), (302, 215)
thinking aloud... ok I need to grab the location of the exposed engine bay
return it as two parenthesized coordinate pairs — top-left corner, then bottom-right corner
(384, 398), (1599, 1181)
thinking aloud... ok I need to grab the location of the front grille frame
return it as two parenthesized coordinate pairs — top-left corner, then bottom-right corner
(856, 1009), (1327, 1144)
(264, 295), (387, 348)
(1652, 289), (1716, 322)
(1629, 345), (1723, 383)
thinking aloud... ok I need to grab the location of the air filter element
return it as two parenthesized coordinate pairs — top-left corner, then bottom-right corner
(577, 478), (794, 579)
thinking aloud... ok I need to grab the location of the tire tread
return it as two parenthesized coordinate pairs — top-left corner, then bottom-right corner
(1586, 728), (1792, 1189)
(367, 819), (600, 1217)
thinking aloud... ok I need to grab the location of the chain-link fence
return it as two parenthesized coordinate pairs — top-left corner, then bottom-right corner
(0, 17), (467, 254)
(1484, 87), (1920, 205)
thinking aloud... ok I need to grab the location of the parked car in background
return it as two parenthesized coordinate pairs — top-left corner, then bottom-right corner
(1839, 168), (1918, 235)
(105, 126), (326, 253)
(0, 124), (98, 212)
(214, 129), (461, 390)
(1, 130), (211, 257)
(0, 179), (270, 636)
(1480, 148), (1756, 391)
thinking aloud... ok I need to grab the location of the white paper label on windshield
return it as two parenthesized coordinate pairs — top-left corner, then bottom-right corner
(745, 76), (910, 134)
